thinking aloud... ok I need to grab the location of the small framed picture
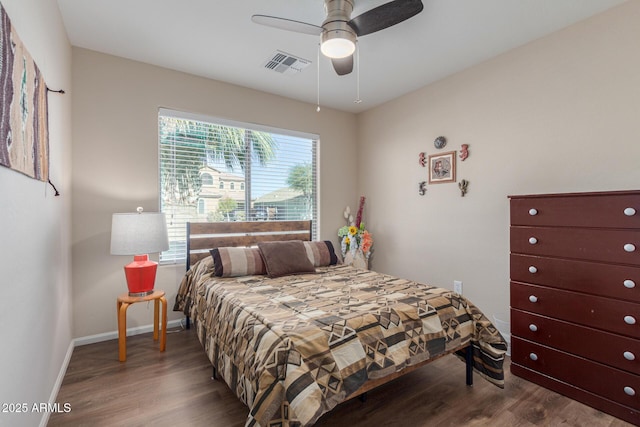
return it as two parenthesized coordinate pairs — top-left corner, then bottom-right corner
(428, 151), (456, 184)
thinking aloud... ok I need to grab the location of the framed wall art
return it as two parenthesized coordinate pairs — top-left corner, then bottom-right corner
(428, 151), (456, 184)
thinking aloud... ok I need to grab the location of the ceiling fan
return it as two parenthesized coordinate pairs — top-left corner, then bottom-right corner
(252, 0), (424, 76)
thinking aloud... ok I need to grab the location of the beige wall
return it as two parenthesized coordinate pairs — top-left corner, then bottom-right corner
(357, 2), (640, 323)
(0, 1), (73, 426)
(71, 49), (358, 338)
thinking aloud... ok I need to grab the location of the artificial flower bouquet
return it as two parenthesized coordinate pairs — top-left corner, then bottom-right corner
(338, 196), (373, 268)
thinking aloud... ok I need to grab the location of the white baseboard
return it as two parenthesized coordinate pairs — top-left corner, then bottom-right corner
(74, 319), (184, 347)
(39, 339), (75, 427)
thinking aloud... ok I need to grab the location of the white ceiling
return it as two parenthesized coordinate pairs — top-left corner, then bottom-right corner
(56, 0), (626, 113)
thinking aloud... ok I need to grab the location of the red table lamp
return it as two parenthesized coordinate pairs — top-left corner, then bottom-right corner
(110, 207), (169, 296)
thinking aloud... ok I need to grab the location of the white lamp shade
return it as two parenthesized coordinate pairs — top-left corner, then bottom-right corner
(110, 212), (169, 255)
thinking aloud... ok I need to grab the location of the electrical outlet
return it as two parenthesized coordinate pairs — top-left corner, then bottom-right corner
(454, 280), (463, 295)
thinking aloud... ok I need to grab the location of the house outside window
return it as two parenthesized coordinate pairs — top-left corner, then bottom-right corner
(158, 108), (318, 264)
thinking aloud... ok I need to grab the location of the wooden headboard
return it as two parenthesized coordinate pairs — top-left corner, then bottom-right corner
(186, 220), (312, 270)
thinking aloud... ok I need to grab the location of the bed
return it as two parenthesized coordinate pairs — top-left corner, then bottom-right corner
(174, 220), (507, 426)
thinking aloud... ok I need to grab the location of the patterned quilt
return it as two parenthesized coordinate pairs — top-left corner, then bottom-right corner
(174, 258), (506, 427)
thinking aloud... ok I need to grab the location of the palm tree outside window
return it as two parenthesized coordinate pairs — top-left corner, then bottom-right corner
(158, 108), (318, 264)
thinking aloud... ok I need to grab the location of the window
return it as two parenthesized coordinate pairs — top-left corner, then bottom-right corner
(230, 182), (235, 190)
(201, 173), (213, 185)
(158, 108), (318, 264)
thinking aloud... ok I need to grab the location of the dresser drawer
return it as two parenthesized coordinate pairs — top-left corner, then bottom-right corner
(510, 226), (640, 265)
(510, 282), (640, 338)
(510, 254), (640, 303)
(511, 309), (640, 375)
(511, 336), (640, 409)
(510, 192), (640, 228)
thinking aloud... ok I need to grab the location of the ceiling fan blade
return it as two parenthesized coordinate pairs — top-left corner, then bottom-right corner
(331, 55), (353, 76)
(251, 14), (323, 36)
(348, 0), (424, 37)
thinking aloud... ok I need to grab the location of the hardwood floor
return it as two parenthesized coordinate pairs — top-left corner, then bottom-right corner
(50, 327), (633, 427)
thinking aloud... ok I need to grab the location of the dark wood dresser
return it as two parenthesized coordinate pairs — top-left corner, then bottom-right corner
(509, 190), (640, 425)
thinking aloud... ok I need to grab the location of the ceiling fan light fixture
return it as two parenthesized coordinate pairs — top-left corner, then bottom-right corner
(321, 29), (356, 59)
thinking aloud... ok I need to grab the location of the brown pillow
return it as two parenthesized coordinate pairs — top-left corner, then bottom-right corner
(210, 247), (266, 277)
(303, 240), (340, 267)
(258, 240), (316, 278)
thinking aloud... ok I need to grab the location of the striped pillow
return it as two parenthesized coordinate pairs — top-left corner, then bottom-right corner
(303, 240), (340, 267)
(210, 247), (266, 277)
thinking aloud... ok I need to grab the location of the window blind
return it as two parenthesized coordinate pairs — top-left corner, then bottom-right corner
(158, 108), (318, 264)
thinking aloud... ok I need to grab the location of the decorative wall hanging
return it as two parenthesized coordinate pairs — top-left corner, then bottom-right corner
(459, 144), (469, 161)
(418, 181), (426, 195)
(428, 151), (456, 184)
(458, 179), (469, 196)
(434, 136), (447, 149)
(0, 2), (50, 183)
(418, 138), (472, 195)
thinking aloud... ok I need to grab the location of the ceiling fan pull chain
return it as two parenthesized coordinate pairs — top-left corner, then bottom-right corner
(316, 44), (321, 112)
(355, 42), (362, 104)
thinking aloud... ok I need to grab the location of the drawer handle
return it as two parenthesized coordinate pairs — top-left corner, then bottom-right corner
(624, 386), (636, 397)
(529, 208), (538, 216)
(529, 353), (538, 361)
(624, 207), (637, 216)
(623, 351), (636, 361)
(529, 237), (538, 245)
(624, 279), (636, 289)
(529, 266), (538, 274)
(624, 315), (636, 325)
(529, 295), (538, 303)
(624, 243), (636, 253)
(529, 324), (538, 332)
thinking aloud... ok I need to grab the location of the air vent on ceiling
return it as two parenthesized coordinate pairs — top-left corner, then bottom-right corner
(263, 50), (311, 75)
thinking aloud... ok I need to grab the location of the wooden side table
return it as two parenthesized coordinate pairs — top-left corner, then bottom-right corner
(117, 290), (167, 362)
